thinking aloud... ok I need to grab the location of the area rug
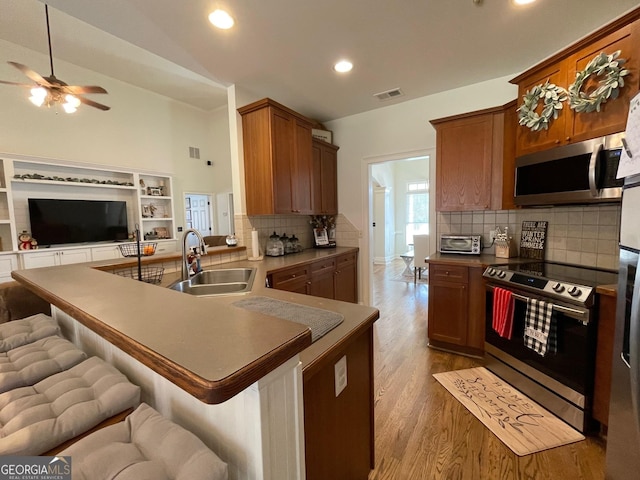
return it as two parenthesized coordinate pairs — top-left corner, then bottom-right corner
(432, 367), (584, 456)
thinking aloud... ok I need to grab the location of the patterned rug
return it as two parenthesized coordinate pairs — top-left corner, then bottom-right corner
(433, 367), (584, 456)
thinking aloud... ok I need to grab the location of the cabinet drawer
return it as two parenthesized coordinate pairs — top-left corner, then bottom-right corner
(336, 252), (356, 268)
(311, 258), (336, 274)
(429, 264), (468, 283)
(271, 265), (310, 286)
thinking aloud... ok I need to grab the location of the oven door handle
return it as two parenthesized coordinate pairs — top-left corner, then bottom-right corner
(488, 286), (589, 324)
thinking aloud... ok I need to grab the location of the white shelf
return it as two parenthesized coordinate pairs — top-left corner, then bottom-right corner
(142, 217), (173, 221)
(11, 178), (137, 190)
(140, 195), (171, 200)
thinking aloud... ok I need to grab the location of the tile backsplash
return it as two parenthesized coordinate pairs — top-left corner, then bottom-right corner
(437, 204), (621, 270)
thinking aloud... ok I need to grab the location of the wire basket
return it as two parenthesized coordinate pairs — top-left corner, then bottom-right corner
(118, 242), (157, 257)
(115, 266), (164, 284)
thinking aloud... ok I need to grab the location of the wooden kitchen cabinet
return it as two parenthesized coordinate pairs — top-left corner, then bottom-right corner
(593, 286), (617, 427)
(334, 251), (358, 303)
(430, 100), (516, 212)
(512, 13), (640, 156)
(311, 139), (339, 215)
(268, 250), (359, 303)
(303, 325), (373, 480)
(239, 98), (314, 215)
(427, 262), (485, 356)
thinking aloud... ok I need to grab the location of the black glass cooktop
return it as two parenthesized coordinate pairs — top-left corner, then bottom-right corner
(501, 261), (618, 287)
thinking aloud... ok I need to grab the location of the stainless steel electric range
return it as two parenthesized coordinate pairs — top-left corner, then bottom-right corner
(483, 261), (618, 432)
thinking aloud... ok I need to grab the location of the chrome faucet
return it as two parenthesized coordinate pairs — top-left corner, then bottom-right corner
(181, 229), (207, 280)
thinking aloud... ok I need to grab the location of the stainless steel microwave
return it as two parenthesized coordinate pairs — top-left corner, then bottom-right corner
(439, 234), (481, 255)
(514, 133), (624, 206)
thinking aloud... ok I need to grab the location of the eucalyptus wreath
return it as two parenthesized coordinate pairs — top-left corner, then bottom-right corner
(568, 50), (629, 113)
(517, 80), (568, 131)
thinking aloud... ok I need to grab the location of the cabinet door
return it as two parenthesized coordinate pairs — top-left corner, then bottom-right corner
(272, 109), (296, 214)
(58, 249), (92, 265)
(566, 23), (640, 143)
(270, 264), (311, 294)
(334, 253), (357, 303)
(92, 245), (123, 261)
(292, 119), (313, 214)
(309, 270), (335, 299)
(22, 251), (59, 269)
(435, 114), (493, 211)
(312, 141), (338, 215)
(515, 62), (569, 156)
(427, 282), (469, 346)
(0, 254), (18, 283)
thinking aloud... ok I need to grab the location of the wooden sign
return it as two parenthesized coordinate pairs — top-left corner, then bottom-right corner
(519, 221), (548, 260)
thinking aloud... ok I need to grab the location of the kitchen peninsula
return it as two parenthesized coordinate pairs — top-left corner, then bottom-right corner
(11, 246), (379, 480)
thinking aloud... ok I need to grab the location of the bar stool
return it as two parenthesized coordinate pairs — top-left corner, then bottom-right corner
(60, 403), (228, 480)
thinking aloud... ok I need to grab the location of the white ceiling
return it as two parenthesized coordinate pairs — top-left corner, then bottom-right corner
(1, 0), (639, 122)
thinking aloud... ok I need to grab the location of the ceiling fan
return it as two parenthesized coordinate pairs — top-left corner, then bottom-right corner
(0, 4), (110, 112)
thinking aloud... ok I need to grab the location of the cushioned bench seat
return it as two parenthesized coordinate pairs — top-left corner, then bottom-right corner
(0, 356), (140, 456)
(61, 403), (228, 480)
(0, 313), (60, 353)
(0, 335), (87, 394)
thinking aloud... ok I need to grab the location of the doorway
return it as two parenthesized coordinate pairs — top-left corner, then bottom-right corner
(362, 149), (435, 304)
(184, 193), (213, 238)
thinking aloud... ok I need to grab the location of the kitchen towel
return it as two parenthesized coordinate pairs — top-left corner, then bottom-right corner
(524, 298), (557, 356)
(492, 287), (515, 339)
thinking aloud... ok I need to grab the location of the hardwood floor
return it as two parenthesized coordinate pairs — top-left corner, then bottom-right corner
(368, 259), (606, 480)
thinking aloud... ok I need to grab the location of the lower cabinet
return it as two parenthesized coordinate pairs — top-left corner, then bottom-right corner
(0, 254), (18, 283)
(427, 262), (485, 356)
(269, 250), (358, 303)
(303, 325), (373, 480)
(22, 248), (92, 269)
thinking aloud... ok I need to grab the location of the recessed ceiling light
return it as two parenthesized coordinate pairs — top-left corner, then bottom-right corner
(209, 9), (234, 29)
(513, 0), (536, 5)
(334, 60), (353, 73)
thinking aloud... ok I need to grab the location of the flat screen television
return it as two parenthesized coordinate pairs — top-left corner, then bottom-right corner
(28, 198), (129, 246)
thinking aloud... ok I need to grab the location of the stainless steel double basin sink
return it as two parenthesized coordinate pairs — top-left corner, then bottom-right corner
(168, 268), (257, 297)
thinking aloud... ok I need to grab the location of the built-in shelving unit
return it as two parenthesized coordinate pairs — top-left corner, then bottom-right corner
(0, 154), (177, 280)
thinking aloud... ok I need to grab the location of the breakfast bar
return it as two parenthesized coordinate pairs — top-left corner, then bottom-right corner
(11, 247), (379, 479)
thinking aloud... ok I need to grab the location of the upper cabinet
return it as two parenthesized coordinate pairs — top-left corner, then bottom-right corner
(311, 139), (338, 215)
(431, 101), (516, 212)
(239, 98), (315, 215)
(512, 12), (640, 157)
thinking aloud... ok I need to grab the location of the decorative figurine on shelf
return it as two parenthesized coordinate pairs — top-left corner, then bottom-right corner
(18, 230), (38, 250)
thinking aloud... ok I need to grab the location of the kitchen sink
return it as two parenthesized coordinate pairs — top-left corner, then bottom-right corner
(168, 268), (256, 297)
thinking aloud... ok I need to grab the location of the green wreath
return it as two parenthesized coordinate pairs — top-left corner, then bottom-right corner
(517, 80), (568, 132)
(569, 50), (629, 113)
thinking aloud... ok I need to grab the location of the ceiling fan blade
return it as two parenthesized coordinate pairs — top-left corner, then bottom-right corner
(63, 85), (108, 95)
(0, 80), (32, 87)
(78, 96), (110, 111)
(7, 61), (51, 86)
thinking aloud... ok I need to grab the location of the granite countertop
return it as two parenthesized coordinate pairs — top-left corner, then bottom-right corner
(11, 247), (379, 404)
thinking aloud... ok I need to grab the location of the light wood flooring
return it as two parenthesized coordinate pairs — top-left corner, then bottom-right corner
(368, 259), (606, 480)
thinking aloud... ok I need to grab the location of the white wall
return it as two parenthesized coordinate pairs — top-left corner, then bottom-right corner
(0, 39), (232, 235)
(325, 75), (518, 303)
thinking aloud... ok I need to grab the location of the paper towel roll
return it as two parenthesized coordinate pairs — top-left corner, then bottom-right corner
(251, 229), (259, 258)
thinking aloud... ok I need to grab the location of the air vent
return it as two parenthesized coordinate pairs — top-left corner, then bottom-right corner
(189, 146), (200, 159)
(373, 88), (404, 101)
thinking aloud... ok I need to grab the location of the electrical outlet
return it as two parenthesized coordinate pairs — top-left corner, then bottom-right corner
(334, 355), (347, 397)
(490, 230), (496, 241)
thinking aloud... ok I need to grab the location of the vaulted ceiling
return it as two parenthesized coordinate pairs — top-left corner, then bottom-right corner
(1, 0), (639, 122)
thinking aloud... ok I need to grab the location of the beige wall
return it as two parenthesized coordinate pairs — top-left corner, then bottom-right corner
(0, 39), (232, 235)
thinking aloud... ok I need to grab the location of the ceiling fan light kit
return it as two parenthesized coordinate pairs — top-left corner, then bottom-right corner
(0, 4), (110, 113)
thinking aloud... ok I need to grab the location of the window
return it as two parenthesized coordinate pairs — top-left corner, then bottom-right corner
(406, 181), (429, 246)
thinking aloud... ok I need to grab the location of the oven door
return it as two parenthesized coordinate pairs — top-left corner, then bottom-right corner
(485, 284), (596, 402)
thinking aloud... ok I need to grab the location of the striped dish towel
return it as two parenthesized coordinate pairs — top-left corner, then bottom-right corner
(492, 287), (515, 339)
(524, 298), (557, 356)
